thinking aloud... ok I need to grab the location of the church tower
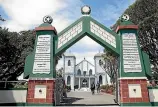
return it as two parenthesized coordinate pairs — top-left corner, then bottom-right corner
(94, 53), (110, 85)
(63, 53), (76, 90)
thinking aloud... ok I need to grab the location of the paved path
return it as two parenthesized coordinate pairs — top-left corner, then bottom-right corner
(60, 90), (118, 106)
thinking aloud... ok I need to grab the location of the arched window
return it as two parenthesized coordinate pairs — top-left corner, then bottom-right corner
(83, 71), (86, 76)
(67, 76), (71, 85)
(99, 59), (103, 66)
(77, 69), (81, 75)
(68, 60), (71, 66)
(89, 69), (92, 75)
(99, 75), (102, 84)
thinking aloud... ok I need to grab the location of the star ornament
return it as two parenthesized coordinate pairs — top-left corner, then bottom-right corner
(121, 14), (130, 21)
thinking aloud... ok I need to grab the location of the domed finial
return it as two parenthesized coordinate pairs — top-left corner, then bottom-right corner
(43, 15), (53, 24)
(121, 14), (130, 21)
(81, 5), (91, 15)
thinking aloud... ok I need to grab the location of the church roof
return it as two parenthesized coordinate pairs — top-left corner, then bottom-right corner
(76, 58), (94, 67)
(94, 53), (103, 57)
(64, 53), (75, 57)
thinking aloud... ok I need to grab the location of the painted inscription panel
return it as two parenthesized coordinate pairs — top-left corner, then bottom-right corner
(122, 33), (142, 72)
(33, 35), (51, 74)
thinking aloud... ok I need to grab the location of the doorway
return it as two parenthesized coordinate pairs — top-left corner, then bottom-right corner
(82, 79), (88, 88)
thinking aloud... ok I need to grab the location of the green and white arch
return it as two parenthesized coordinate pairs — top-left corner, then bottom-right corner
(54, 16), (120, 56)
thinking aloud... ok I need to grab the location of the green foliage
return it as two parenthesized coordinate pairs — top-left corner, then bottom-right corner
(100, 85), (109, 90)
(113, 0), (158, 30)
(56, 67), (63, 77)
(13, 82), (28, 88)
(0, 81), (28, 88)
(0, 27), (35, 81)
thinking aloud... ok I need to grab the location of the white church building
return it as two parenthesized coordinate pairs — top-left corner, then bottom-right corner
(63, 53), (111, 90)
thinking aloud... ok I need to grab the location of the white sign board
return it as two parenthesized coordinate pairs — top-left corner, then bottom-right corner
(36, 35), (51, 53)
(33, 35), (51, 74)
(122, 33), (142, 72)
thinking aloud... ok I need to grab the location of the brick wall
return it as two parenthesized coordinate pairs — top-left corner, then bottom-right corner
(27, 80), (55, 104)
(120, 79), (149, 103)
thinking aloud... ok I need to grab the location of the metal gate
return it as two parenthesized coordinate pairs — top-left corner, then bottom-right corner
(114, 71), (120, 105)
(54, 77), (64, 106)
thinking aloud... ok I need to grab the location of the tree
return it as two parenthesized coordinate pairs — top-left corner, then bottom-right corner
(0, 15), (6, 22)
(112, 0), (158, 30)
(56, 67), (64, 77)
(99, 49), (119, 102)
(113, 0), (158, 79)
(0, 28), (35, 81)
(99, 49), (119, 84)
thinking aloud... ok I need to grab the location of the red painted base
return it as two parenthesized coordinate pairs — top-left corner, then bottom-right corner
(120, 79), (149, 103)
(27, 80), (55, 104)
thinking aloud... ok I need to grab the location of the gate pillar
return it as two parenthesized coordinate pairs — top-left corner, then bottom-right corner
(25, 16), (57, 106)
(116, 16), (150, 106)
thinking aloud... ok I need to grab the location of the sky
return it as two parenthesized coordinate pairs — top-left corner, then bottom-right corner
(0, 0), (136, 70)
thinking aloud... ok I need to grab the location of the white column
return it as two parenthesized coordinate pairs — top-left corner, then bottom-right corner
(105, 74), (108, 85)
(79, 77), (80, 89)
(71, 76), (74, 90)
(89, 77), (90, 89)
(65, 75), (67, 85)
(107, 74), (111, 85)
(95, 75), (98, 84)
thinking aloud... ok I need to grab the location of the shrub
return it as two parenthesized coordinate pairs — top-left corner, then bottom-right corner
(100, 84), (109, 91)
(66, 85), (71, 90)
(100, 84), (115, 92)
(14, 82), (28, 88)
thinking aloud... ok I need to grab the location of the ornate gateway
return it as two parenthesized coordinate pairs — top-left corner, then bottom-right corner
(24, 5), (152, 106)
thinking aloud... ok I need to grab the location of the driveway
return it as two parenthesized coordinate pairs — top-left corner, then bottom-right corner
(59, 90), (118, 106)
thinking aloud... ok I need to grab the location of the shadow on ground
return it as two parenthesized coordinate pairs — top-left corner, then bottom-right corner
(58, 97), (84, 106)
(58, 97), (118, 106)
(59, 103), (118, 106)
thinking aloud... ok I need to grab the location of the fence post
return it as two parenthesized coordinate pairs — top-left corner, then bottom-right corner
(4, 79), (7, 88)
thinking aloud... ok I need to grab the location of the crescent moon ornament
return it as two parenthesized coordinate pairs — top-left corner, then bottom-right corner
(81, 5), (91, 15)
(43, 15), (53, 24)
(121, 14), (130, 21)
